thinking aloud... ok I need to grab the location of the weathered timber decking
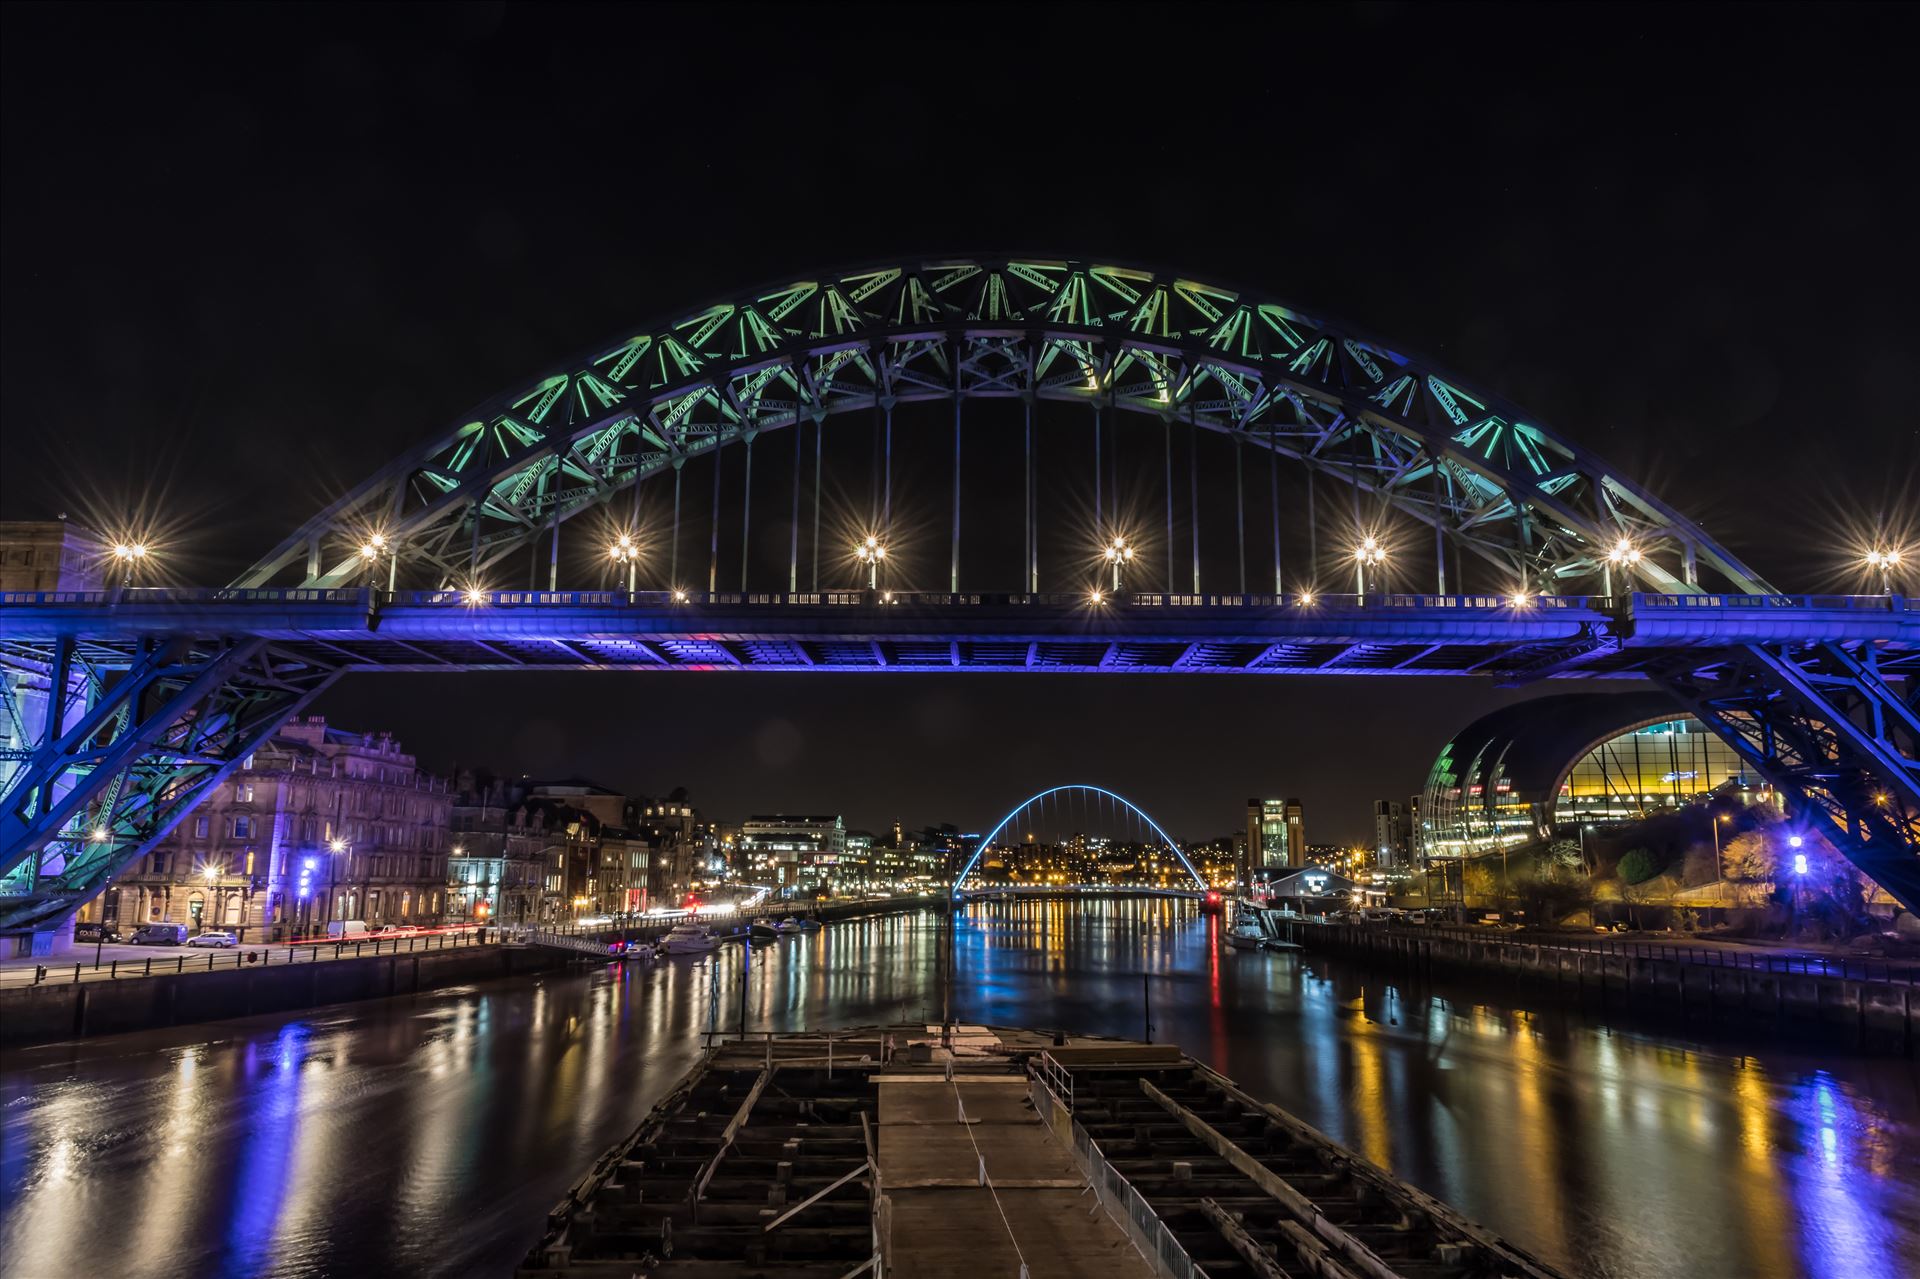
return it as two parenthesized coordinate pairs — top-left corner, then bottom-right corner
(521, 1026), (1566, 1279)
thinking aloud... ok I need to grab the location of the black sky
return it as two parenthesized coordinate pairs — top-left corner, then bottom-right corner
(3, 2), (1916, 841)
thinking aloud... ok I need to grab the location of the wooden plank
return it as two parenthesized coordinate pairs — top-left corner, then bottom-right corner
(763, 1159), (873, 1232)
(691, 1066), (770, 1205)
(1140, 1078), (1395, 1279)
(1199, 1196), (1299, 1279)
(1192, 1065), (1564, 1279)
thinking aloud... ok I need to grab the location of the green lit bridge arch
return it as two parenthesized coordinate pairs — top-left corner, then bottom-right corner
(4, 256), (1915, 940)
(237, 256), (1774, 599)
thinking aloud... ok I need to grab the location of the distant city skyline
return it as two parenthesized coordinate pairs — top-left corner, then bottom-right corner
(307, 670), (1591, 846)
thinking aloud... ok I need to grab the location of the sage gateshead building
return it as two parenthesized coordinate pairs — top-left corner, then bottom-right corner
(1418, 693), (1764, 860)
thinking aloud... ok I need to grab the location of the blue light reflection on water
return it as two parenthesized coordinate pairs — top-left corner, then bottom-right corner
(0, 900), (1915, 1279)
(219, 1025), (308, 1277)
(943, 899), (1920, 1279)
(1783, 1071), (1906, 1279)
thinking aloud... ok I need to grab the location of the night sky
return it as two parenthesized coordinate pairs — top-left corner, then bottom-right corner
(3, 3), (1915, 842)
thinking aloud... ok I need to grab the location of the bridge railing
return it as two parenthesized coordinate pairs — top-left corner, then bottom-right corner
(1633, 592), (1903, 611)
(4, 588), (1903, 614)
(0, 587), (368, 606)
(2, 587), (1620, 611)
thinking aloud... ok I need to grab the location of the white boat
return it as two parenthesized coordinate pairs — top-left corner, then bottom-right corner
(775, 916), (820, 934)
(659, 923), (717, 954)
(1225, 923), (1266, 951)
(749, 918), (781, 941)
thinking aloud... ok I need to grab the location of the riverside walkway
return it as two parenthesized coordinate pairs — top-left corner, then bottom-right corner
(0, 925), (491, 988)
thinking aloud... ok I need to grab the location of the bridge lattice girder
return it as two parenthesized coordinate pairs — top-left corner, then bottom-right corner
(0, 636), (345, 932)
(6, 255), (1917, 934)
(233, 257), (1772, 597)
(1650, 641), (1920, 910)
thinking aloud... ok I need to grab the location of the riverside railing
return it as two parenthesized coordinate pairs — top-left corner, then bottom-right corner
(1298, 918), (1919, 986)
(1028, 1067), (1206, 1279)
(4, 926), (491, 988)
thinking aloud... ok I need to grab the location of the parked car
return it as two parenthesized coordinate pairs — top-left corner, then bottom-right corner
(326, 920), (369, 939)
(373, 924), (415, 936)
(187, 930), (238, 948)
(128, 922), (189, 945)
(74, 922), (122, 944)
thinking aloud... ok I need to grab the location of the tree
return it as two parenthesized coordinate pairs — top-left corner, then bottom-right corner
(1538, 838), (1585, 878)
(1617, 847), (1661, 885)
(1463, 862), (1498, 906)
(1721, 831), (1775, 883)
(1620, 871), (1667, 929)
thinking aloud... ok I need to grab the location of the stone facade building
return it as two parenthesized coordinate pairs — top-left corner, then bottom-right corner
(96, 717), (453, 939)
(448, 777), (548, 926)
(0, 519), (106, 591)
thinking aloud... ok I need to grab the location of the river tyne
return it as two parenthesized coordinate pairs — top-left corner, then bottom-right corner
(2, 899), (1915, 1279)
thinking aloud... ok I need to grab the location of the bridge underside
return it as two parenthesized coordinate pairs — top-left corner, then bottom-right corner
(3, 594), (1917, 931)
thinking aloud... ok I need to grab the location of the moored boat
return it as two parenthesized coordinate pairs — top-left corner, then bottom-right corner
(1225, 920), (1266, 950)
(749, 917), (781, 941)
(658, 922), (717, 954)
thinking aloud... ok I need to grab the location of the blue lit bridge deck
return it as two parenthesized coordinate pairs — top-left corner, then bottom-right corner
(3, 589), (1912, 677)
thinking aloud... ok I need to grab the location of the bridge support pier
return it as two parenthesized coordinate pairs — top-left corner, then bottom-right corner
(7, 924), (70, 958)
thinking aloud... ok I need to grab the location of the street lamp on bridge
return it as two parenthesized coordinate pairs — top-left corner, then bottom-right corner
(608, 533), (640, 593)
(1864, 546), (1905, 595)
(110, 541), (149, 587)
(856, 534), (887, 589)
(1353, 536), (1387, 595)
(358, 534), (397, 592)
(1103, 535), (1134, 591)
(1603, 537), (1642, 596)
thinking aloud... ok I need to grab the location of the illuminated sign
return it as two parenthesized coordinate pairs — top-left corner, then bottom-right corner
(1303, 873), (1329, 893)
(1662, 771), (1698, 782)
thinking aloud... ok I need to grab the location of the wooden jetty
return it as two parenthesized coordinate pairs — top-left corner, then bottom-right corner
(519, 1025), (1565, 1279)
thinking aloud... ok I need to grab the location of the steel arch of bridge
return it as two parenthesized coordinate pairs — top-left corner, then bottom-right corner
(237, 256), (1771, 598)
(951, 784), (1207, 894)
(4, 257), (1916, 937)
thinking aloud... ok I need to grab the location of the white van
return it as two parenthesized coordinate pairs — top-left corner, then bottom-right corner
(326, 920), (369, 939)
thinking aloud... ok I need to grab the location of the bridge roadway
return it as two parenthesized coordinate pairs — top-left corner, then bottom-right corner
(4, 588), (1912, 677)
(3, 587), (1916, 937)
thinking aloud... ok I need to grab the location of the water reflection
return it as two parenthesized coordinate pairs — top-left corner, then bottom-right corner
(1, 898), (1914, 1279)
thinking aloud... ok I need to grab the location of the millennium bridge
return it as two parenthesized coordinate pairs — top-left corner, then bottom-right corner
(3, 255), (1915, 940)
